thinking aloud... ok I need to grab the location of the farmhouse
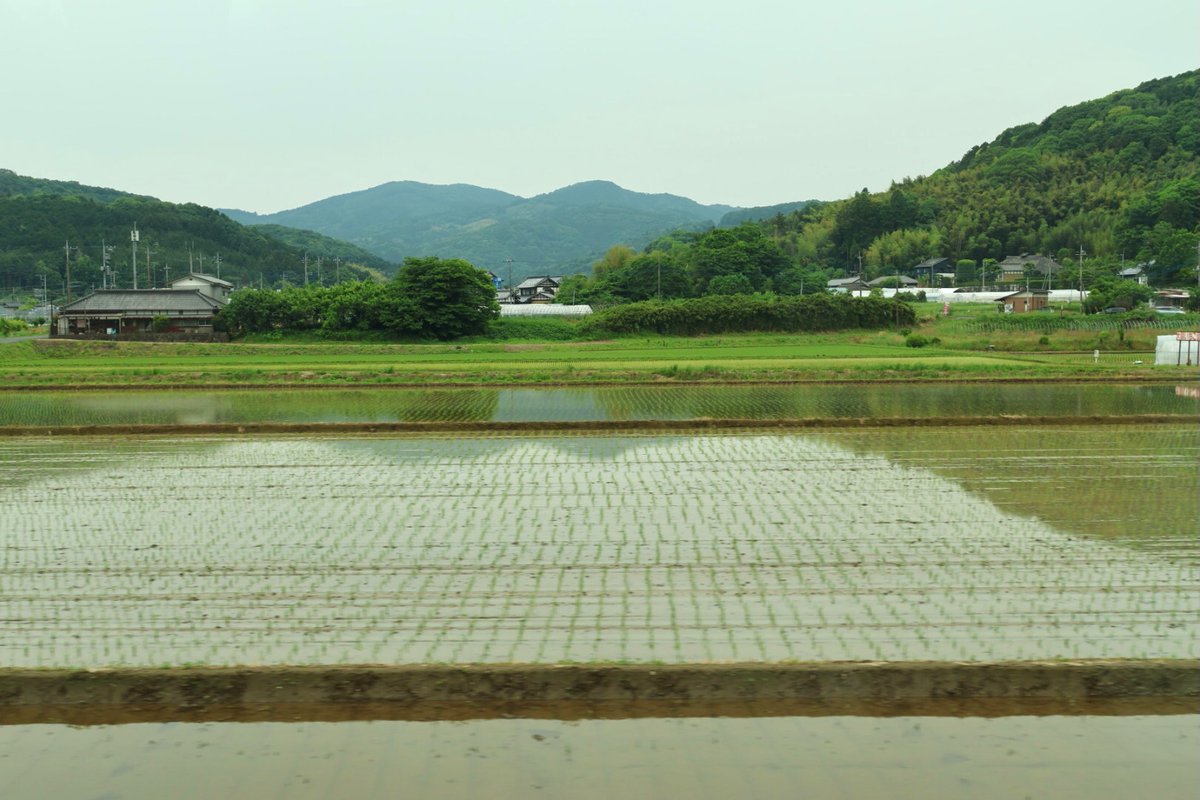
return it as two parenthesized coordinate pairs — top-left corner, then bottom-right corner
(995, 254), (1062, 285)
(1119, 266), (1149, 285)
(513, 276), (563, 302)
(54, 273), (231, 338)
(911, 257), (952, 284)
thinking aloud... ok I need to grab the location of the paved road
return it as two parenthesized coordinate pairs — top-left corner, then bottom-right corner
(0, 334), (48, 344)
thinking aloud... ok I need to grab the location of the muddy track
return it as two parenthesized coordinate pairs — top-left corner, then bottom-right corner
(0, 414), (1196, 437)
(2, 660), (1195, 725)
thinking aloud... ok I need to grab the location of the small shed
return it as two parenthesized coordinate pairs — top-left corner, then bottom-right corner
(996, 288), (1050, 313)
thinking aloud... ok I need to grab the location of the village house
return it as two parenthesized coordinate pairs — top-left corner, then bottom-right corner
(509, 275), (562, 303)
(911, 257), (953, 285)
(1119, 265), (1149, 285)
(54, 272), (230, 339)
(995, 253), (1062, 286)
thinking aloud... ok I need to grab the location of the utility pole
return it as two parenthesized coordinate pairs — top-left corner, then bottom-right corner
(198, 253), (205, 273)
(856, 253), (863, 276)
(188, 243), (194, 274)
(317, 257), (323, 285)
(130, 224), (139, 290)
(162, 265), (169, 286)
(1077, 244), (1086, 303)
(101, 241), (113, 289)
(505, 257), (514, 289)
(303, 252), (309, 285)
(334, 256), (341, 284)
(145, 243), (154, 288)
(64, 240), (72, 302)
(213, 253), (222, 280)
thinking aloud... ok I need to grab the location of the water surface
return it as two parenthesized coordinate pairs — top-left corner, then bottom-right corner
(1, 383), (1195, 425)
(1, 715), (1196, 800)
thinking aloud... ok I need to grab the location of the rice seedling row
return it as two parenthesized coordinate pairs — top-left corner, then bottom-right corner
(0, 431), (1195, 668)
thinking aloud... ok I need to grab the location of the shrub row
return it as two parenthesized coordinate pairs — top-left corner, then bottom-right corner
(581, 293), (916, 336)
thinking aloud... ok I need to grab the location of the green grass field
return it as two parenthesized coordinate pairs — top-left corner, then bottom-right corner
(0, 329), (1190, 387)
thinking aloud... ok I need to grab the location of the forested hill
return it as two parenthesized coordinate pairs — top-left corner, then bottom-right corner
(0, 169), (150, 205)
(759, 69), (1200, 285)
(248, 225), (393, 274)
(224, 180), (738, 282)
(0, 193), (380, 301)
(718, 200), (819, 228)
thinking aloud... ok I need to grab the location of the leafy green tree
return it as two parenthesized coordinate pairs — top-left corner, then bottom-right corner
(591, 245), (638, 278)
(706, 273), (754, 295)
(1083, 277), (1155, 313)
(612, 252), (692, 301)
(394, 256), (498, 339)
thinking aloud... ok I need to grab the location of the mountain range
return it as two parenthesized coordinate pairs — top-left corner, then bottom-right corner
(222, 180), (744, 280)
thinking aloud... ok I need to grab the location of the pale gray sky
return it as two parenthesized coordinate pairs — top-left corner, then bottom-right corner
(2, 0), (1197, 213)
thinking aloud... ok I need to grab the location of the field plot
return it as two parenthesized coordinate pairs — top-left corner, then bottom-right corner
(0, 382), (1196, 426)
(0, 429), (1196, 668)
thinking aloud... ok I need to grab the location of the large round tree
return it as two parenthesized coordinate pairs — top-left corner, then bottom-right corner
(394, 256), (499, 339)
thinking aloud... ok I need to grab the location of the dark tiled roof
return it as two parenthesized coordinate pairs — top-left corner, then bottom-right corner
(515, 276), (562, 290)
(997, 254), (1061, 274)
(913, 257), (951, 269)
(61, 290), (222, 314)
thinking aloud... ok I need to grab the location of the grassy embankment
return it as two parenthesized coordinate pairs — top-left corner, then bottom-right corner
(1, 305), (1195, 388)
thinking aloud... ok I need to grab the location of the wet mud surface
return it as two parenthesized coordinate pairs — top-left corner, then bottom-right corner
(2, 661), (1195, 725)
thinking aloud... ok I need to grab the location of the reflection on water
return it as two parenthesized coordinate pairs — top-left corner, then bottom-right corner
(826, 425), (1200, 559)
(0, 715), (1195, 800)
(1, 383), (1196, 425)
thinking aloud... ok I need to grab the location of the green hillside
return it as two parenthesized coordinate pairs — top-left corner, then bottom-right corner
(0, 169), (149, 205)
(249, 224), (394, 274)
(759, 69), (1200, 286)
(225, 180), (737, 283)
(0, 192), (379, 302)
(718, 200), (819, 227)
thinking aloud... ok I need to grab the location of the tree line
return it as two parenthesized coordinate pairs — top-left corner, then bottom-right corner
(216, 257), (498, 340)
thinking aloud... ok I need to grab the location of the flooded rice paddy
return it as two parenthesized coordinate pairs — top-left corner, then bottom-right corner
(1, 425), (1195, 668)
(2, 714), (1197, 800)
(0, 382), (1197, 426)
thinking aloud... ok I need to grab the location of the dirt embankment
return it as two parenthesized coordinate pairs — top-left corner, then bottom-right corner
(0, 414), (1197, 438)
(2, 660), (1195, 726)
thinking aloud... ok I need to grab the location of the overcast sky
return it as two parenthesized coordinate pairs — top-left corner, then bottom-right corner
(2, 0), (1197, 213)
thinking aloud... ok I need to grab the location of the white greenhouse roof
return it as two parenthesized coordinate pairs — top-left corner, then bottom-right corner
(499, 304), (592, 317)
